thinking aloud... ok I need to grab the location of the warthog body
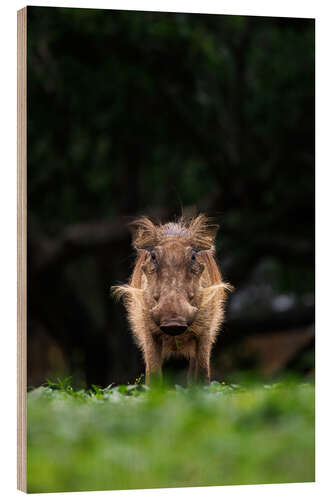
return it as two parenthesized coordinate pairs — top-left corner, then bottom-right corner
(112, 215), (232, 384)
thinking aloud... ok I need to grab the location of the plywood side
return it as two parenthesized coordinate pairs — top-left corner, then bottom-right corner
(17, 6), (27, 493)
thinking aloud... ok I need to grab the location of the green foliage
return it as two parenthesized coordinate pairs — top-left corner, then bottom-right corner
(27, 380), (314, 492)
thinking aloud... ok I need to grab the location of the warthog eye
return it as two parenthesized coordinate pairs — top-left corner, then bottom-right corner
(190, 250), (204, 275)
(149, 251), (158, 269)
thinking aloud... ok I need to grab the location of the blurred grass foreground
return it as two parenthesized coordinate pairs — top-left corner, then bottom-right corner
(27, 380), (315, 493)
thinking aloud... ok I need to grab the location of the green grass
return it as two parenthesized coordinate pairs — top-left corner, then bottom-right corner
(27, 378), (315, 493)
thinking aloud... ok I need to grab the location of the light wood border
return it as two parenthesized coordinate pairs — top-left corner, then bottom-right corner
(17, 6), (27, 493)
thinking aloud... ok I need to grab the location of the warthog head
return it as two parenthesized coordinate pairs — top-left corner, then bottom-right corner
(112, 215), (231, 336)
(141, 238), (203, 335)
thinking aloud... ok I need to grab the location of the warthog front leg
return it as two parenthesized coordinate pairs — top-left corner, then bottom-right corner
(144, 337), (162, 385)
(191, 338), (212, 384)
(187, 356), (197, 385)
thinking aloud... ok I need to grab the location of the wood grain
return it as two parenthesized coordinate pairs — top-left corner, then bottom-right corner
(17, 6), (27, 493)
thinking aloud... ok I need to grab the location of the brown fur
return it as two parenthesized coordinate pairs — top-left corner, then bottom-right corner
(111, 215), (233, 384)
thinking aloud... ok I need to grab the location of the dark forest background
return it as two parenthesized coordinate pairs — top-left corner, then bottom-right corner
(27, 7), (315, 387)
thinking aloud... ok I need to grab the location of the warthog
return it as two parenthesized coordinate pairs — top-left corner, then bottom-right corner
(112, 215), (232, 384)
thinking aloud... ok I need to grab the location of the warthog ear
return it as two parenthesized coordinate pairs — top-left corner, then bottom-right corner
(188, 214), (219, 250)
(130, 217), (158, 250)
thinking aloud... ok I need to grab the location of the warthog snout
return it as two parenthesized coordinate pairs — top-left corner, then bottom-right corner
(152, 292), (197, 336)
(159, 318), (189, 336)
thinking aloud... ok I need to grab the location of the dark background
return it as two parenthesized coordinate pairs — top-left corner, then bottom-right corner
(27, 7), (315, 387)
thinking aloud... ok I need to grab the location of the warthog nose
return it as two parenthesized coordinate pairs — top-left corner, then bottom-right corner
(159, 320), (188, 336)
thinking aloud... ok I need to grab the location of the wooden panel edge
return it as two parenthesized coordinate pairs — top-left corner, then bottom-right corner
(17, 6), (27, 493)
